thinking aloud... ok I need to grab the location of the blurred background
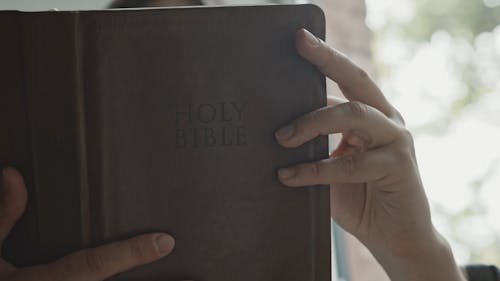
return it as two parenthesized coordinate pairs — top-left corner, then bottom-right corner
(1, 0), (499, 280)
(339, 0), (500, 279)
(366, 0), (500, 268)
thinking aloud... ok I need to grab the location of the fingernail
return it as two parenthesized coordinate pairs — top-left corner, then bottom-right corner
(278, 167), (296, 180)
(275, 124), (295, 140)
(154, 234), (175, 256)
(303, 29), (320, 47)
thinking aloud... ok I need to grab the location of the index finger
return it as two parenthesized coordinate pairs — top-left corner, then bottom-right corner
(296, 28), (393, 116)
(38, 233), (174, 281)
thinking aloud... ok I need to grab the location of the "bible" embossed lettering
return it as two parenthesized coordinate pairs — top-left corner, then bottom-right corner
(175, 101), (247, 148)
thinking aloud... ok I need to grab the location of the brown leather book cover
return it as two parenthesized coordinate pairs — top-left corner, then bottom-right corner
(0, 5), (330, 281)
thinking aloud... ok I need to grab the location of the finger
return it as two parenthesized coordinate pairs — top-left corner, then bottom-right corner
(0, 167), (27, 249)
(39, 233), (175, 281)
(330, 132), (367, 157)
(296, 28), (393, 116)
(277, 148), (394, 186)
(275, 101), (400, 148)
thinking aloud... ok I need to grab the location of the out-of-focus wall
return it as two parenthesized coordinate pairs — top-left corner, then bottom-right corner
(314, 0), (374, 101)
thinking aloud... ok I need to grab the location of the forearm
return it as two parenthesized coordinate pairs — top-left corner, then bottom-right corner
(373, 229), (466, 281)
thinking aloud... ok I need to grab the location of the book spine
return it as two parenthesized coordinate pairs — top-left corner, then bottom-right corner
(19, 11), (89, 262)
(303, 6), (331, 281)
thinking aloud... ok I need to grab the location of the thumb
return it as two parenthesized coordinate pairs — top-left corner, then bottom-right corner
(0, 167), (28, 249)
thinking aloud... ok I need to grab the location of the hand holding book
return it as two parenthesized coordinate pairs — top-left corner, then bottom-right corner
(0, 14), (466, 280)
(275, 28), (466, 281)
(0, 168), (181, 281)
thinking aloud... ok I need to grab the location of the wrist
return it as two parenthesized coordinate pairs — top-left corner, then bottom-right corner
(372, 228), (466, 281)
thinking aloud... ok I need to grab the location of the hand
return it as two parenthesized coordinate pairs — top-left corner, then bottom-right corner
(0, 167), (175, 281)
(275, 29), (466, 281)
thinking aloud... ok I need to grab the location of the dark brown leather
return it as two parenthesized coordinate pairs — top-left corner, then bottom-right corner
(1, 5), (330, 281)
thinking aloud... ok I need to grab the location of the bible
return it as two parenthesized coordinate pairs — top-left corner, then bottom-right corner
(0, 4), (330, 281)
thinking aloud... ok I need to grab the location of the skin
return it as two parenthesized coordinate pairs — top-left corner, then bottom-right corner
(0, 28), (466, 280)
(0, 168), (178, 281)
(275, 28), (466, 281)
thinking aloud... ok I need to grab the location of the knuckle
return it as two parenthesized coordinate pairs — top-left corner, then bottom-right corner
(319, 46), (336, 70)
(389, 129), (416, 166)
(307, 109), (325, 135)
(391, 108), (406, 125)
(382, 149), (402, 170)
(310, 161), (321, 177)
(397, 127), (414, 145)
(84, 250), (106, 275)
(357, 68), (370, 82)
(342, 101), (370, 119)
(395, 146), (415, 167)
(128, 238), (148, 261)
(344, 67), (371, 89)
(338, 154), (361, 177)
(295, 109), (320, 139)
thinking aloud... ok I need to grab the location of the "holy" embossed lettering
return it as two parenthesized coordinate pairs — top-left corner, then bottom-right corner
(175, 101), (248, 148)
